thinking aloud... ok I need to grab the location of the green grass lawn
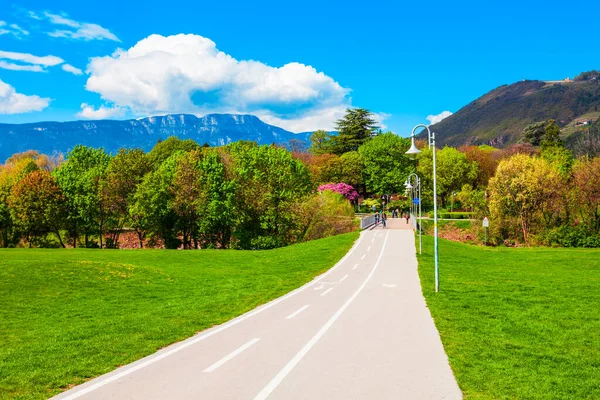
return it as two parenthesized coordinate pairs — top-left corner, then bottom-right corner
(417, 235), (600, 399)
(0, 232), (358, 400)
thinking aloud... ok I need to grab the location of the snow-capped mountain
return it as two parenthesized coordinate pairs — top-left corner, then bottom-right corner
(0, 114), (311, 160)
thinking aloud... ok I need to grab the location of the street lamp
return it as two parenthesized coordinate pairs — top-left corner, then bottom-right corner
(405, 173), (421, 254)
(406, 124), (440, 293)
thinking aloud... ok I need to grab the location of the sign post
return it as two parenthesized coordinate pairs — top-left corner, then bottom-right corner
(482, 217), (489, 246)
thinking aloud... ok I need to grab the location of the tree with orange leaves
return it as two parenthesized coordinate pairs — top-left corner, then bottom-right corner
(8, 170), (65, 247)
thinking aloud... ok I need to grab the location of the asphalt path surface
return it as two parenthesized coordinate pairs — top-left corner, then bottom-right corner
(54, 225), (462, 399)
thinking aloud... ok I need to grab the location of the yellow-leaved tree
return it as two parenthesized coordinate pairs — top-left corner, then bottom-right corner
(488, 154), (564, 244)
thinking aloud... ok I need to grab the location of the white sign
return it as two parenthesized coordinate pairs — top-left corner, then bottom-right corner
(482, 217), (489, 227)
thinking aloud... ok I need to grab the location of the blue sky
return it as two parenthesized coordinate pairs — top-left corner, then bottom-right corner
(1, 0), (599, 135)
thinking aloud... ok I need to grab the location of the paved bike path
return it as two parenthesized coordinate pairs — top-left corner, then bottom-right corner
(54, 229), (461, 400)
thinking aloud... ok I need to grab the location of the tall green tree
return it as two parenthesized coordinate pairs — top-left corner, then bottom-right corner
(417, 146), (479, 207)
(171, 150), (204, 249)
(130, 153), (182, 249)
(358, 132), (413, 195)
(520, 121), (547, 146)
(147, 136), (199, 167)
(308, 130), (334, 155)
(228, 144), (312, 249)
(101, 148), (152, 247)
(541, 119), (563, 150)
(331, 108), (379, 155)
(196, 149), (237, 248)
(53, 146), (110, 247)
(339, 151), (364, 191)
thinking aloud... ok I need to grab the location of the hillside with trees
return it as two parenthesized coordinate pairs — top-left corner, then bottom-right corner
(427, 70), (600, 150)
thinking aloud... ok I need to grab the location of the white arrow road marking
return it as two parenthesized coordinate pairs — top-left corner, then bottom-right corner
(352, 264), (359, 270)
(382, 284), (397, 288)
(320, 288), (334, 297)
(313, 285), (324, 291)
(285, 305), (310, 320)
(339, 274), (348, 282)
(203, 338), (260, 372)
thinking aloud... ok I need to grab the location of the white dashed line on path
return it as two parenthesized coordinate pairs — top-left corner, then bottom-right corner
(320, 288), (334, 297)
(203, 338), (260, 373)
(339, 274), (348, 282)
(361, 254), (366, 260)
(286, 305), (310, 320)
(254, 231), (390, 400)
(352, 264), (359, 270)
(367, 246), (371, 251)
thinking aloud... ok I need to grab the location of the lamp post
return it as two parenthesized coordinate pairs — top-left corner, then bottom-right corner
(406, 124), (440, 293)
(405, 173), (421, 254)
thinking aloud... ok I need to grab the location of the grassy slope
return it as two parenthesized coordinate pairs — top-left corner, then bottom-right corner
(417, 236), (600, 399)
(0, 232), (359, 399)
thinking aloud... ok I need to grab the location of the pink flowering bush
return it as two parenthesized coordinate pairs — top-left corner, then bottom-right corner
(318, 183), (359, 201)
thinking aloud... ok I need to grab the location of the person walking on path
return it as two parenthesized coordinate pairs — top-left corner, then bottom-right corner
(382, 211), (387, 228)
(405, 212), (410, 224)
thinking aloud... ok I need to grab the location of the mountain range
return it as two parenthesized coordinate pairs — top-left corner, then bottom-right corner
(426, 71), (600, 147)
(0, 114), (311, 161)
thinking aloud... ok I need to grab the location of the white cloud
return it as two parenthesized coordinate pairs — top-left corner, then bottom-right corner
(28, 11), (42, 20)
(0, 79), (50, 114)
(257, 106), (349, 132)
(43, 12), (119, 42)
(0, 50), (63, 66)
(84, 33), (353, 132)
(77, 103), (124, 119)
(9, 24), (29, 36)
(0, 21), (29, 38)
(426, 110), (453, 125)
(0, 61), (45, 72)
(62, 63), (83, 75)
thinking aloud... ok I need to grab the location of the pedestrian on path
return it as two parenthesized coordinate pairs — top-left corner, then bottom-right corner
(382, 211), (387, 228)
(405, 212), (410, 224)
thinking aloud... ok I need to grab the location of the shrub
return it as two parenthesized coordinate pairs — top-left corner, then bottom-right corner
(540, 225), (600, 248)
(293, 191), (357, 242)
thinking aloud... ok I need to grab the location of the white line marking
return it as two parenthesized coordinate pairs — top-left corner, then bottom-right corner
(339, 274), (348, 282)
(286, 305), (310, 320)
(361, 254), (366, 260)
(55, 232), (367, 399)
(383, 284), (397, 288)
(254, 231), (390, 400)
(320, 288), (334, 297)
(353, 264), (359, 270)
(367, 245), (371, 251)
(203, 338), (260, 372)
(313, 285), (324, 291)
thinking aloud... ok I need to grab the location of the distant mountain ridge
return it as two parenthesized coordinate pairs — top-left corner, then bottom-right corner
(426, 72), (600, 147)
(0, 114), (311, 161)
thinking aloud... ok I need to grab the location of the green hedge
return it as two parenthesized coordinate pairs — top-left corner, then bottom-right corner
(427, 211), (475, 219)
